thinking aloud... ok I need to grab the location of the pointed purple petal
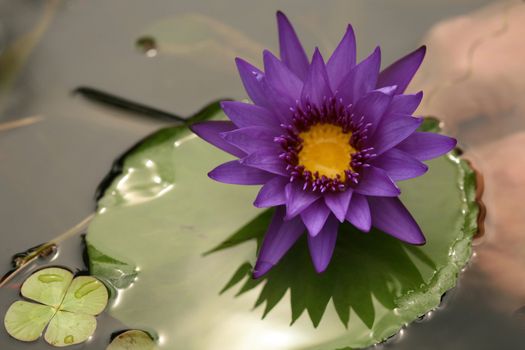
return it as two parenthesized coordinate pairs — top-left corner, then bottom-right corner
(371, 113), (423, 155)
(285, 182), (321, 219)
(208, 160), (273, 185)
(372, 148), (428, 181)
(235, 58), (268, 107)
(300, 200), (331, 237)
(387, 91), (423, 115)
(335, 46), (381, 105)
(222, 126), (279, 154)
(352, 90), (393, 135)
(368, 197), (425, 244)
(190, 121), (245, 158)
(355, 166), (400, 197)
(241, 150), (288, 176)
(263, 50), (303, 101)
(276, 11), (309, 81)
(307, 215), (339, 273)
(396, 132), (457, 161)
(253, 206), (305, 278)
(221, 101), (281, 129)
(254, 176), (289, 208)
(377, 46), (426, 95)
(324, 188), (353, 222)
(301, 48), (332, 106)
(345, 194), (371, 232)
(327, 24), (356, 91)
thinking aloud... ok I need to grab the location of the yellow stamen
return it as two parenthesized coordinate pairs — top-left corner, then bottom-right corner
(298, 123), (355, 179)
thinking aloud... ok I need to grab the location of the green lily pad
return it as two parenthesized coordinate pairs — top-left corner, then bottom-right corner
(3, 267), (109, 347)
(86, 105), (479, 349)
(107, 330), (158, 350)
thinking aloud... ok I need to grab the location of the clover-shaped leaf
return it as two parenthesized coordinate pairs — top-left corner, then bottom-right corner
(4, 267), (108, 347)
(107, 330), (159, 350)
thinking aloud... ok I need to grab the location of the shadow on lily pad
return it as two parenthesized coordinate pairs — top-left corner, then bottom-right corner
(206, 209), (436, 328)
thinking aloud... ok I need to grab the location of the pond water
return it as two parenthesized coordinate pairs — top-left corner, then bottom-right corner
(1, 0), (525, 349)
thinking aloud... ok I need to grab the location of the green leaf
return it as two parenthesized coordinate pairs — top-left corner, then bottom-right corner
(44, 311), (96, 347)
(3, 267), (109, 347)
(60, 276), (108, 315)
(86, 114), (480, 349)
(107, 330), (158, 350)
(87, 243), (138, 290)
(4, 301), (55, 342)
(21, 267), (73, 308)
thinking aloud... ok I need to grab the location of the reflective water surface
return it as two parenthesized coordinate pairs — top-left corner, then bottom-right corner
(1, 0), (525, 349)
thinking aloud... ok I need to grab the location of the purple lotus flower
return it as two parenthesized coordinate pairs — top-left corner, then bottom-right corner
(191, 12), (456, 278)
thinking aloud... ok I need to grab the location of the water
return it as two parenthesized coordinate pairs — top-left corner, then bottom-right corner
(1, 0), (525, 349)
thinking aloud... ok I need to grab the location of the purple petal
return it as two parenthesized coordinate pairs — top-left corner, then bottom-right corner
(190, 121), (245, 158)
(324, 188), (353, 222)
(222, 126), (279, 154)
(372, 148), (428, 181)
(300, 200), (331, 237)
(276, 11), (309, 81)
(345, 194), (371, 232)
(396, 132), (457, 161)
(387, 92), (423, 115)
(301, 48), (332, 106)
(263, 50), (303, 101)
(285, 182), (321, 219)
(327, 24), (356, 91)
(260, 77), (296, 124)
(221, 101), (281, 129)
(371, 113), (423, 155)
(307, 215), (339, 273)
(355, 166), (400, 197)
(352, 90), (392, 135)
(335, 46), (381, 105)
(377, 46), (426, 95)
(235, 58), (268, 107)
(253, 206), (305, 278)
(254, 176), (288, 208)
(241, 150), (288, 176)
(368, 197), (425, 245)
(209, 160), (273, 185)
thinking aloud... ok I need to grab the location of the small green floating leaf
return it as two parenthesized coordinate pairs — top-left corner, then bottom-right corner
(44, 311), (96, 347)
(107, 330), (158, 350)
(21, 267), (73, 308)
(4, 301), (55, 342)
(3, 267), (109, 347)
(61, 276), (108, 315)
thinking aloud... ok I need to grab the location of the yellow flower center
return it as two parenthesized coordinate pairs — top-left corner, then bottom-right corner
(297, 123), (355, 179)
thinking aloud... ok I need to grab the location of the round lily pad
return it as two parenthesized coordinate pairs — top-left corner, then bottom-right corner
(86, 107), (480, 349)
(3, 267), (109, 347)
(107, 330), (158, 350)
